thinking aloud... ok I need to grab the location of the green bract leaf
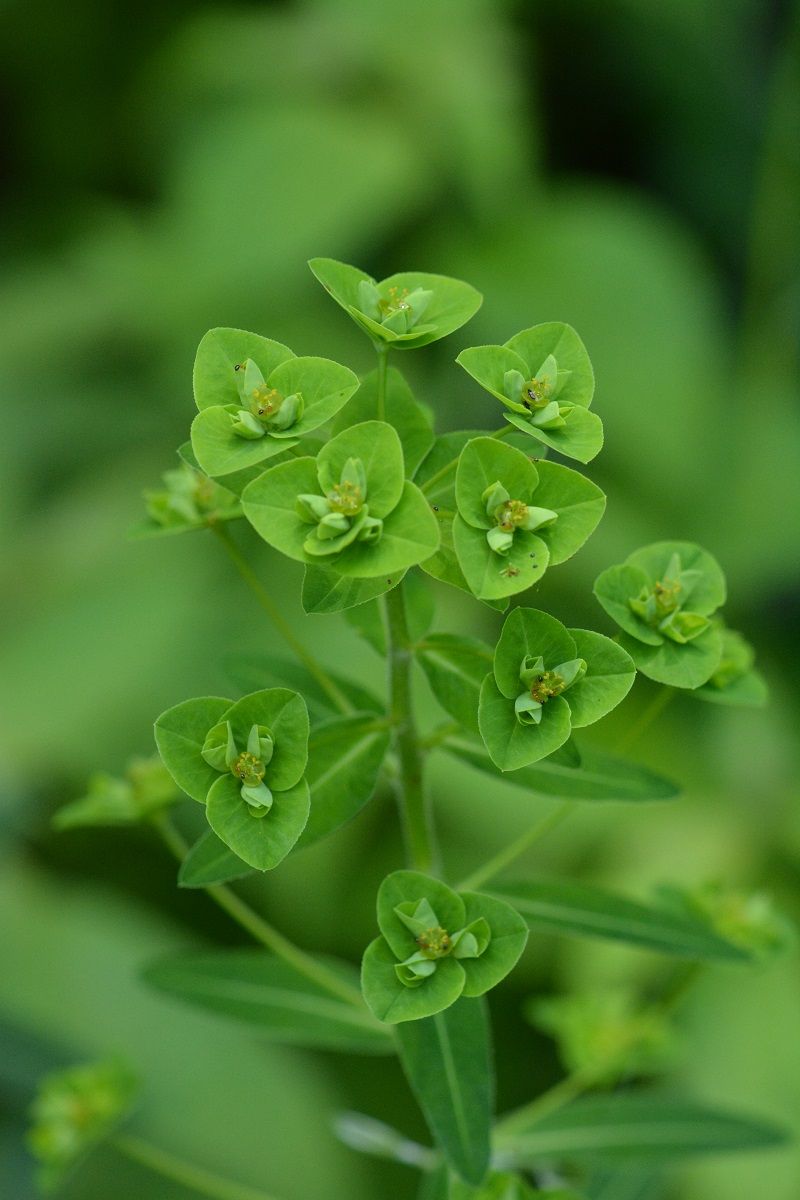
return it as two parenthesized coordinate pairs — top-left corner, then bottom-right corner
(178, 829), (255, 888)
(496, 1093), (788, 1167)
(489, 879), (747, 961)
(395, 997), (493, 1185)
(332, 366), (435, 477)
(142, 951), (391, 1055)
(505, 323), (595, 407)
(493, 609), (578, 699)
(479, 675), (572, 771)
(362, 936), (466, 1023)
(154, 696), (233, 802)
(302, 565), (404, 614)
(317, 420), (405, 519)
(416, 633), (494, 734)
(455, 438), (540, 530)
(453, 517), (549, 600)
(442, 737), (679, 803)
(504, 408), (604, 465)
(458, 892), (528, 997)
(222, 688), (309, 790)
(193, 328), (295, 411)
(618, 625), (723, 689)
(191, 405), (299, 477)
(206, 774), (309, 871)
(530, 461), (606, 565)
(297, 714), (391, 848)
(563, 630), (636, 728)
(309, 258), (482, 350)
(693, 626), (768, 707)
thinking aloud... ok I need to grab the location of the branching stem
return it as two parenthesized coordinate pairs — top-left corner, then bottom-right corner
(113, 1134), (281, 1200)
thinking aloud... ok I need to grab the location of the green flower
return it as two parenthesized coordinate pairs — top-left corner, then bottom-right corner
(594, 541), (726, 688)
(308, 258), (482, 349)
(479, 608), (635, 770)
(362, 871), (527, 1023)
(53, 756), (179, 831)
(135, 460), (241, 538)
(457, 323), (603, 463)
(190, 327), (359, 478)
(242, 420), (440, 578)
(694, 624), (768, 707)
(452, 437), (606, 600)
(656, 882), (795, 963)
(155, 689), (310, 870)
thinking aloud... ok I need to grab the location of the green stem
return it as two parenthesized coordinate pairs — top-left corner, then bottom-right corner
(154, 816), (368, 1012)
(212, 524), (352, 716)
(384, 583), (438, 874)
(419, 423), (513, 497)
(113, 1134), (281, 1200)
(494, 1065), (599, 1141)
(375, 342), (389, 421)
(617, 685), (674, 753)
(456, 801), (573, 892)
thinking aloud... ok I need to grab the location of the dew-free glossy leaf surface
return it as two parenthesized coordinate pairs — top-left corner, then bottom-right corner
(298, 714), (390, 848)
(458, 892), (528, 997)
(494, 609), (577, 699)
(505, 406), (604, 464)
(361, 936), (466, 1023)
(302, 565), (403, 614)
(267, 355), (359, 435)
(191, 405), (299, 478)
(193, 328), (295, 411)
(455, 438), (539, 530)
(206, 775), (309, 870)
(154, 695), (232, 802)
(317, 421), (405, 519)
(453, 518), (549, 600)
(143, 950), (391, 1054)
(333, 366), (435, 477)
(330, 481), (440, 578)
(593, 563), (662, 645)
(479, 675), (572, 770)
(564, 630), (636, 728)
(619, 625), (723, 689)
(417, 633), (493, 734)
(178, 828), (255, 888)
(532, 461), (606, 565)
(223, 688), (309, 790)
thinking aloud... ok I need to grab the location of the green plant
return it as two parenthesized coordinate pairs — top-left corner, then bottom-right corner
(37, 259), (790, 1200)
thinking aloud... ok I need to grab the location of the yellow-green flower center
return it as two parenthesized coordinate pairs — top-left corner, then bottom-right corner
(327, 480), (364, 516)
(529, 670), (566, 704)
(496, 499), (530, 531)
(416, 926), (452, 958)
(232, 751), (266, 787)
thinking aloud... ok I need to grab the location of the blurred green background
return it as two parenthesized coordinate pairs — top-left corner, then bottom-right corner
(1, 0), (799, 1196)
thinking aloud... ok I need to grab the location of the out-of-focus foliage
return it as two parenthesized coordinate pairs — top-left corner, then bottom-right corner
(1, 1), (798, 1198)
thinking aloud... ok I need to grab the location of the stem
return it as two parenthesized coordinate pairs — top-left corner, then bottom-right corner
(113, 1134), (281, 1200)
(375, 342), (389, 421)
(212, 524), (352, 716)
(617, 685), (674, 753)
(154, 816), (368, 1012)
(494, 1065), (599, 1141)
(384, 582), (438, 873)
(419, 424), (513, 497)
(456, 801), (573, 892)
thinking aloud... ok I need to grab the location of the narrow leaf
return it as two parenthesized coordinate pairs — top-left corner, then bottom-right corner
(298, 714), (391, 848)
(178, 828), (255, 888)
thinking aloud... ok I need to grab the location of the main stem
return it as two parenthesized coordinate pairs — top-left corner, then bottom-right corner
(212, 524), (353, 716)
(154, 816), (368, 1011)
(113, 1134), (281, 1200)
(384, 583), (438, 874)
(375, 342), (389, 421)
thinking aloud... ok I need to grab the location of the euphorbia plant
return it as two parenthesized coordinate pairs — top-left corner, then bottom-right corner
(38, 259), (789, 1200)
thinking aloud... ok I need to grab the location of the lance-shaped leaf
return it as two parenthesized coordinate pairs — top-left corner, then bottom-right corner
(396, 997), (493, 1185)
(488, 879), (749, 961)
(333, 365), (435, 477)
(302, 564), (405, 614)
(441, 736), (679, 803)
(297, 714), (391, 848)
(206, 775), (309, 871)
(417, 634), (494, 734)
(142, 950), (392, 1055)
(495, 1093), (788, 1166)
(178, 828), (255, 888)
(223, 653), (382, 721)
(309, 258), (482, 350)
(154, 695), (233, 802)
(193, 327), (295, 411)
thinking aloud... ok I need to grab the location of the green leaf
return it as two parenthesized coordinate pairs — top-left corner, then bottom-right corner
(142, 950), (392, 1055)
(593, 564), (663, 645)
(441, 737), (679, 803)
(333, 366), (435, 477)
(178, 828), (255, 888)
(627, 542), (726, 616)
(206, 775), (310, 871)
(242, 455), (322, 561)
(192, 328), (294, 412)
(223, 652), (382, 722)
(531, 461), (606, 565)
(455, 437), (540, 530)
(497, 1093), (788, 1166)
(458, 893), (528, 997)
(222, 688), (309, 790)
(416, 633), (494, 734)
(454, 517), (549, 600)
(309, 258), (482, 350)
(488, 879), (748, 961)
(333, 1111), (437, 1170)
(505, 406), (604, 464)
(618, 625), (723, 689)
(53, 757), (178, 830)
(317, 420), (405, 519)
(564, 630), (636, 728)
(343, 568), (434, 655)
(694, 665), (769, 707)
(506, 323), (595, 409)
(297, 714), (391, 848)
(493, 609), (577, 699)
(267, 355), (359, 436)
(302, 565), (404, 614)
(479, 675), (572, 771)
(362, 936), (466, 1023)
(377, 870), (467, 959)
(176, 438), (265, 498)
(154, 695), (232, 802)
(191, 405), (299, 478)
(395, 997), (493, 1185)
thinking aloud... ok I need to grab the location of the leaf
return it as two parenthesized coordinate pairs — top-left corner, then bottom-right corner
(593, 564), (662, 646)
(564, 630), (636, 729)
(317, 420), (405, 519)
(222, 688), (309, 789)
(416, 633), (494, 734)
(297, 714), (391, 848)
(627, 542), (726, 615)
(343, 569), (434, 655)
(361, 936), (466, 1023)
(332, 1111), (437, 1170)
(206, 775), (310, 871)
(178, 828), (255, 888)
(488, 879), (748, 961)
(531, 461), (606, 566)
(302, 565), (403, 614)
(694, 667), (768, 707)
(497, 1093), (788, 1166)
(154, 695), (232, 802)
(453, 517), (549, 601)
(458, 893), (528, 997)
(242, 455), (323, 562)
(191, 404), (299, 478)
(395, 997), (493, 1185)
(479, 675), (572, 771)
(505, 407), (604, 464)
(618, 625), (723, 689)
(455, 437), (539, 530)
(142, 950), (392, 1055)
(223, 652), (382, 721)
(266, 355), (359, 436)
(192, 328), (295, 411)
(333, 366), (435, 477)
(506, 323), (595, 408)
(441, 737), (679, 803)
